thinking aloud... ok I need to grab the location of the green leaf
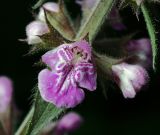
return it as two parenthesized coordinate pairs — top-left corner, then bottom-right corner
(141, 3), (158, 70)
(25, 90), (65, 135)
(15, 89), (65, 135)
(40, 10), (71, 46)
(76, 0), (116, 42)
(15, 107), (34, 135)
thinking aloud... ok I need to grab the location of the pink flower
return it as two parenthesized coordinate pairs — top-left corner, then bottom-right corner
(38, 2), (59, 22)
(38, 40), (97, 108)
(0, 76), (13, 113)
(112, 63), (148, 98)
(55, 112), (83, 135)
(26, 21), (49, 45)
(126, 38), (152, 69)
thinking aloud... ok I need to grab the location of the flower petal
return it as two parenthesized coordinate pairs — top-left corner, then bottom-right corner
(119, 77), (136, 98)
(56, 83), (85, 108)
(42, 44), (73, 70)
(74, 62), (97, 91)
(38, 69), (85, 108)
(26, 21), (49, 44)
(129, 65), (148, 91)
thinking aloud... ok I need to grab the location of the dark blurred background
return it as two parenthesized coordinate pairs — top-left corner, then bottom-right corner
(0, 0), (160, 135)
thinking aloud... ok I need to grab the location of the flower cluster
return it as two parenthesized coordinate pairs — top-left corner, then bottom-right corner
(24, 1), (152, 109)
(25, 2), (97, 108)
(0, 0), (158, 134)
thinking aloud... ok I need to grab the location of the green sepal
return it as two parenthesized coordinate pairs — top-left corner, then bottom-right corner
(45, 0), (76, 41)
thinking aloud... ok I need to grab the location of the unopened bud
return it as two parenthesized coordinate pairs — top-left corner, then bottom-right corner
(26, 21), (49, 44)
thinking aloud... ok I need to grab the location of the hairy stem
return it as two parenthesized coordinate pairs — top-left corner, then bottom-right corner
(141, 3), (158, 70)
(15, 107), (34, 135)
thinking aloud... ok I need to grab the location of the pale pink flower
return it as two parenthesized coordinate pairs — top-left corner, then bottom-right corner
(26, 21), (49, 44)
(38, 40), (97, 108)
(112, 63), (148, 98)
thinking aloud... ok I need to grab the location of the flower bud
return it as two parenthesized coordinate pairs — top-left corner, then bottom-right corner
(26, 21), (49, 45)
(0, 76), (13, 113)
(38, 2), (59, 22)
(55, 112), (83, 135)
(112, 63), (148, 98)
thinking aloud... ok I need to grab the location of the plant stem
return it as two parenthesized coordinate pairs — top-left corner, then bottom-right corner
(32, 0), (46, 9)
(15, 107), (34, 135)
(141, 3), (157, 70)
